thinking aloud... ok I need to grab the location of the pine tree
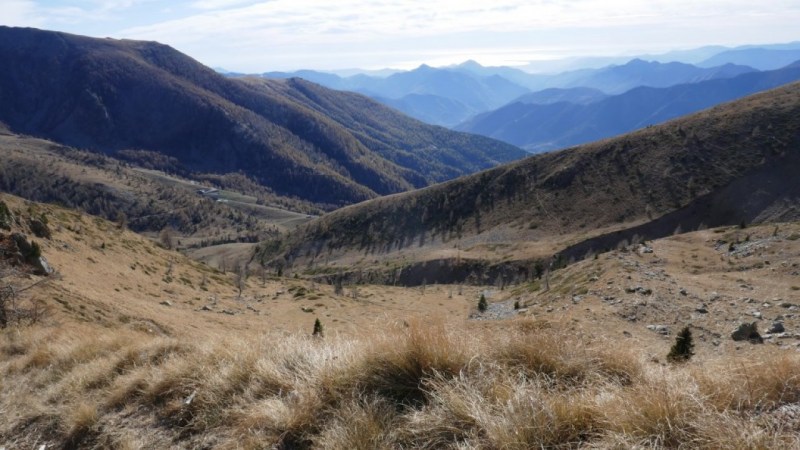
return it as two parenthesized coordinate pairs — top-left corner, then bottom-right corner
(478, 294), (488, 312)
(312, 318), (324, 338)
(667, 326), (695, 363)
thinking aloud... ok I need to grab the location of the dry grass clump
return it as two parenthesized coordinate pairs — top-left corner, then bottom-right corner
(3, 319), (800, 448)
(694, 355), (800, 412)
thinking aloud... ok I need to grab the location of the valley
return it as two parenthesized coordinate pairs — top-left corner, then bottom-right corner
(1, 23), (800, 450)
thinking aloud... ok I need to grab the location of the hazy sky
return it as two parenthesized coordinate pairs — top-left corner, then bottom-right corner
(3, 0), (800, 72)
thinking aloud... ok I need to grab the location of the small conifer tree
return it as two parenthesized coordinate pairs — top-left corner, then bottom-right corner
(312, 318), (324, 337)
(478, 294), (488, 312)
(667, 326), (695, 363)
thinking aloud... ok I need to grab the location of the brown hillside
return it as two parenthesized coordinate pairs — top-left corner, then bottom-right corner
(0, 133), (314, 248)
(2, 195), (800, 447)
(0, 26), (525, 208)
(261, 81), (800, 282)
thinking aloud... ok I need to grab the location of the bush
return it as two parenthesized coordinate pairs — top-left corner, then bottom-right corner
(0, 200), (11, 230)
(313, 318), (324, 337)
(667, 326), (694, 363)
(478, 294), (488, 312)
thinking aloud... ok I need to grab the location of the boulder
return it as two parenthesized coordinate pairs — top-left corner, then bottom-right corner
(32, 256), (54, 276)
(28, 219), (51, 239)
(731, 322), (763, 343)
(768, 322), (785, 334)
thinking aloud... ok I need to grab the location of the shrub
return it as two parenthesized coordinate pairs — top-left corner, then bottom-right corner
(0, 200), (11, 230)
(667, 326), (694, 363)
(478, 294), (488, 312)
(313, 318), (324, 337)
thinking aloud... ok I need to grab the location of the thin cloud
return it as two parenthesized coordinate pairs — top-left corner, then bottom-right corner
(2, 0), (44, 27)
(5, 0), (800, 71)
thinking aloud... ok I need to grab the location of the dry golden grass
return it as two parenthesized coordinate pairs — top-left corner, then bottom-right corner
(3, 318), (800, 449)
(4, 195), (800, 448)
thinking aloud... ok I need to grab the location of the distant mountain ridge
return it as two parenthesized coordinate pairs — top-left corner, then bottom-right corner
(263, 58), (758, 127)
(699, 48), (800, 71)
(457, 61), (800, 152)
(0, 26), (525, 208)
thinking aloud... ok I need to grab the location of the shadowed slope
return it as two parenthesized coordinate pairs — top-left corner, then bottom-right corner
(0, 26), (525, 208)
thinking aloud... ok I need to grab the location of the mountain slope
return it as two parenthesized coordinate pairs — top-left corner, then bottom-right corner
(511, 87), (608, 105)
(458, 63), (800, 152)
(261, 81), (800, 282)
(374, 93), (475, 127)
(0, 26), (525, 208)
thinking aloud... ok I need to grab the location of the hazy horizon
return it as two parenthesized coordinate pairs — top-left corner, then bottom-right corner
(3, 1), (800, 72)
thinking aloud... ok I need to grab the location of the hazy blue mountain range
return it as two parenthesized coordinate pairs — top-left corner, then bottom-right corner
(456, 61), (800, 152)
(266, 64), (530, 127)
(0, 26), (525, 208)
(264, 58), (757, 126)
(698, 48), (800, 71)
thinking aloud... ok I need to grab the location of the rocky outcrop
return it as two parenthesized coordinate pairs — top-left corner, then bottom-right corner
(731, 322), (764, 343)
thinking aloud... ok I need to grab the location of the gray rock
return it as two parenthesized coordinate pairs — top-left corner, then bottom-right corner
(731, 322), (764, 343)
(679, 288), (688, 296)
(768, 322), (785, 333)
(160, 300), (172, 306)
(752, 311), (762, 319)
(32, 256), (54, 276)
(647, 324), (669, 335)
(695, 305), (708, 314)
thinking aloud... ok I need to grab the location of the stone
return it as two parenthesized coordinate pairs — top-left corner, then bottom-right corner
(200, 305), (213, 311)
(695, 305), (708, 314)
(28, 218), (51, 239)
(768, 322), (785, 334)
(752, 311), (762, 319)
(647, 324), (669, 335)
(731, 322), (764, 343)
(160, 300), (172, 306)
(679, 288), (688, 296)
(32, 256), (54, 276)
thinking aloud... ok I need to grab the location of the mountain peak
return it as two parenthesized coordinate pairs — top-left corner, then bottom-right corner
(458, 59), (484, 69)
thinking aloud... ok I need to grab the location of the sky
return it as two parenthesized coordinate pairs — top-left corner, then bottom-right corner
(3, 0), (800, 72)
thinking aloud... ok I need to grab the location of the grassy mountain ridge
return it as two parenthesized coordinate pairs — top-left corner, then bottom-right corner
(0, 26), (525, 208)
(261, 81), (800, 279)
